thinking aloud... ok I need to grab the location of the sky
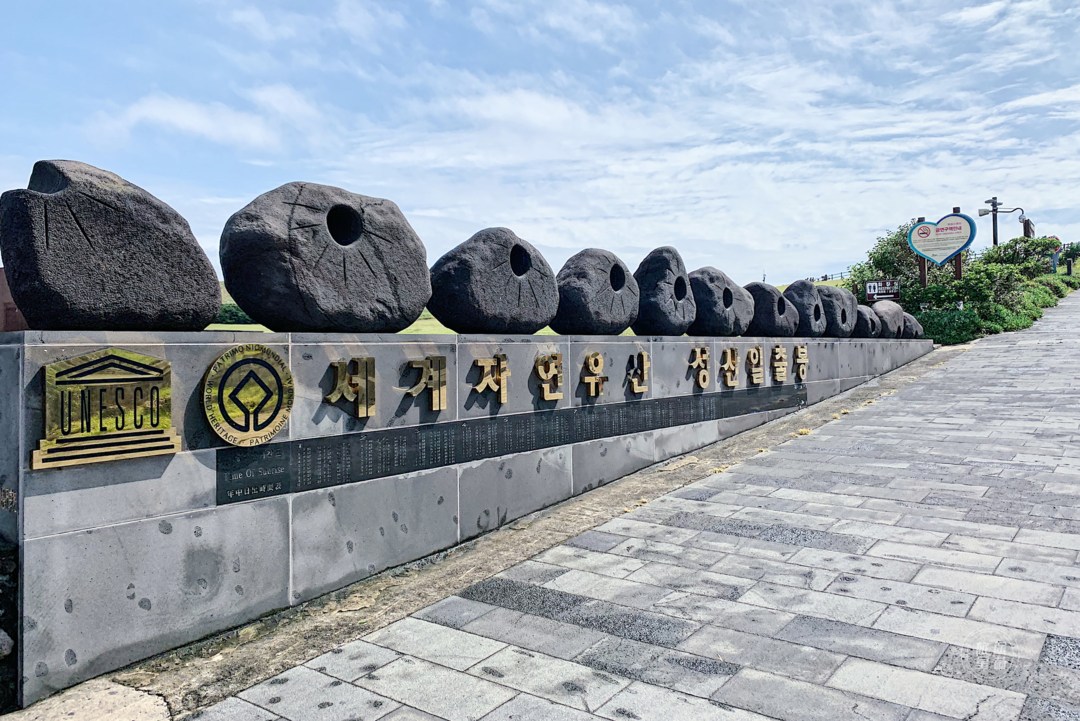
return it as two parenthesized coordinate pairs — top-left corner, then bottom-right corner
(1, 0), (1077, 286)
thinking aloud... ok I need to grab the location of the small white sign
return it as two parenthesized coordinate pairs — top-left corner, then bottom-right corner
(908, 214), (976, 266)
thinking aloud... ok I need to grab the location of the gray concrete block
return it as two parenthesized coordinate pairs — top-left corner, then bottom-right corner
(290, 467), (458, 603)
(567, 340), (651, 406)
(412, 596), (496, 630)
(805, 379), (842, 406)
(188, 697), (282, 721)
(712, 668), (909, 721)
(804, 340), (839, 383)
(479, 694), (598, 721)
(653, 420), (721, 463)
(289, 341), (458, 440)
(303, 639), (402, 682)
(458, 338), (570, 418)
(577, 635), (738, 698)
(774, 615), (946, 671)
(238, 665), (400, 720)
(22, 449), (216, 540)
(649, 339), (717, 398)
(459, 447), (572, 541)
(364, 617), (506, 671)
(0, 346), (20, 543)
(462, 606), (607, 660)
(355, 656), (517, 721)
(21, 497), (291, 706)
(571, 433), (655, 495)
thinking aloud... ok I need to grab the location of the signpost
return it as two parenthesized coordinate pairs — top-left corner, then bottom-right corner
(866, 280), (900, 302)
(908, 207), (976, 287)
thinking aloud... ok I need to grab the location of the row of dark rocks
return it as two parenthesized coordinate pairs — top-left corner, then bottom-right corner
(0, 162), (923, 339)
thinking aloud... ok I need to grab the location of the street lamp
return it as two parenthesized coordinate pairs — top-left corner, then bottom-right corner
(979, 197), (1026, 246)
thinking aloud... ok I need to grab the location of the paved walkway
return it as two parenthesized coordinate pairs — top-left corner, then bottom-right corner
(195, 295), (1080, 721)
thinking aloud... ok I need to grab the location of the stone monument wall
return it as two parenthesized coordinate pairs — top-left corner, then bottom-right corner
(0, 330), (933, 706)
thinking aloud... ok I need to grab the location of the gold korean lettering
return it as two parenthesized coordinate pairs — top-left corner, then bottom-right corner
(794, 345), (809, 382)
(534, 353), (564, 401)
(720, 348), (740, 388)
(324, 357), (376, 418)
(582, 352), (609, 397)
(747, 346), (764, 385)
(473, 354), (511, 403)
(407, 356), (447, 411)
(689, 347), (710, 389)
(629, 351), (650, 394)
(771, 345), (788, 383)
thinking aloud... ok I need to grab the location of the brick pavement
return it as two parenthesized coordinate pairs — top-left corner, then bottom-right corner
(193, 295), (1080, 721)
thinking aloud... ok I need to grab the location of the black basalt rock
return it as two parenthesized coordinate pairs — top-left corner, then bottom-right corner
(744, 282), (799, 336)
(0, 160), (220, 330)
(631, 247), (696, 336)
(902, 312), (924, 339)
(818, 286), (857, 338)
(853, 305), (881, 338)
(783, 280), (826, 337)
(687, 267), (755, 337)
(549, 248), (638, 335)
(872, 300), (904, 338)
(221, 182), (430, 332)
(428, 228), (558, 334)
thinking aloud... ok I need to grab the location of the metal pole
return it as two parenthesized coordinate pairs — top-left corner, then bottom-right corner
(991, 196), (999, 247)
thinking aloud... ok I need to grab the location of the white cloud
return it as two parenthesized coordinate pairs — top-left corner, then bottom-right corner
(91, 94), (279, 149)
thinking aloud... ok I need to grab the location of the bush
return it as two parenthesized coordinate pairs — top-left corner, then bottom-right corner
(213, 303), (255, 325)
(1024, 282), (1058, 308)
(1035, 274), (1069, 298)
(979, 236), (1059, 277)
(1060, 274), (1080, 290)
(914, 309), (981, 345)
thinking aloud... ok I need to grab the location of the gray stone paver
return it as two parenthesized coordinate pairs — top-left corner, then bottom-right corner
(209, 295), (1080, 718)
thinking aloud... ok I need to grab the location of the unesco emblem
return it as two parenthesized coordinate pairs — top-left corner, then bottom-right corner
(202, 344), (294, 446)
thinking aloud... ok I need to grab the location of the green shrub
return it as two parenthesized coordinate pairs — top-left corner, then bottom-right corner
(979, 236), (1059, 277)
(972, 302), (1033, 333)
(1035, 274), (1069, 298)
(1060, 274), (1080, 290)
(914, 309), (981, 345)
(213, 303), (255, 325)
(1024, 283), (1058, 308)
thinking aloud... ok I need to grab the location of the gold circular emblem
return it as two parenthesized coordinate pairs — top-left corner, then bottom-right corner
(202, 344), (294, 446)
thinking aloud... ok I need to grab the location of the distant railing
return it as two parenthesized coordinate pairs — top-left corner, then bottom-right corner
(805, 271), (850, 282)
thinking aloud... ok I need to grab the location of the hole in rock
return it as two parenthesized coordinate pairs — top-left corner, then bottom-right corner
(674, 276), (688, 301)
(777, 297), (787, 315)
(510, 244), (532, 277)
(841, 309), (848, 325)
(723, 287), (733, 309)
(326, 205), (363, 246)
(814, 305), (822, 321)
(609, 263), (626, 291)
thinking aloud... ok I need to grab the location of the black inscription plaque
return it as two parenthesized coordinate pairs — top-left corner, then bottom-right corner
(217, 385), (804, 504)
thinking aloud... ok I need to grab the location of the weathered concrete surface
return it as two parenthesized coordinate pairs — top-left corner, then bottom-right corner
(27, 292), (1080, 720)
(0, 680), (168, 721)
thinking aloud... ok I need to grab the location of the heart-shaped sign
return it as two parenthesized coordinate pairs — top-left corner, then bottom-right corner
(907, 213), (976, 266)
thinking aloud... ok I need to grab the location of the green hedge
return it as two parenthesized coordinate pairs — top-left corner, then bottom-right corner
(1035, 274), (1069, 298)
(913, 309), (982, 345)
(213, 303), (255, 325)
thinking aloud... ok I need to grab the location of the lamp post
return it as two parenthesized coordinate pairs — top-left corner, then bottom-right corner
(979, 198), (1026, 247)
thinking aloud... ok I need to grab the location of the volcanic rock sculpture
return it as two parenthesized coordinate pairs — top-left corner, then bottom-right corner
(783, 280), (826, 337)
(687, 267), (755, 336)
(549, 249), (639, 335)
(902, 312), (924, 339)
(818, 285), (857, 338)
(744, 282), (799, 336)
(0, 160), (220, 330)
(872, 300), (904, 338)
(631, 247), (696, 336)
(428, 228), (558, 334)
(853, 305), (881, 338)
(221, 182), (430, 332)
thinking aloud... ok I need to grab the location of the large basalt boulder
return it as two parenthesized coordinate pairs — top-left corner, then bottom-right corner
(631, 247), (696, 336)
(818, 285), (857, 338)
(744, 282), (799, 336)
(853, 305), (881, 338)
(872, 300), (904, 338)
(221, 182), (430, 332)
(902, 312), (924, 339)
(549, 249), (638, 335)
(687, 267), (755, 336)
(783, 280), (826, 337)
(428, 228), (558, 334)
(0, 160), (220, 330)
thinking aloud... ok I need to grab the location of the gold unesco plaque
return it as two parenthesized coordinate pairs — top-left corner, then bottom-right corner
(32, 348), (182, 470)
(202, 344), (293, 446)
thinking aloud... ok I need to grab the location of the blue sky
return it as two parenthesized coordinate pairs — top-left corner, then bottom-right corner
(1, 0), (1077, 285)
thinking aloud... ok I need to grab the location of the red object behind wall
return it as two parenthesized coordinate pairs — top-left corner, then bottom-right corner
(0, 270), (29, 331)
